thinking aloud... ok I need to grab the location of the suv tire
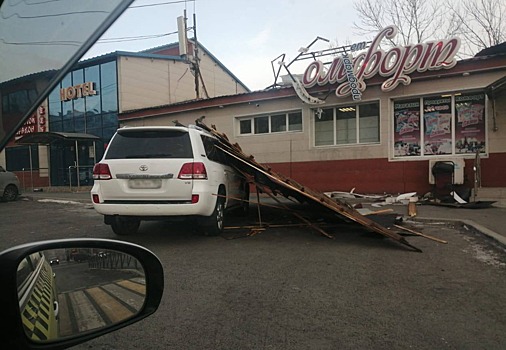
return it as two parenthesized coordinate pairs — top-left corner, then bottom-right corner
(205, 196), (225, 236)
(111, 217), (140, 235)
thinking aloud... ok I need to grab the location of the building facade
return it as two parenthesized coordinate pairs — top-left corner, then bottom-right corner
(1, 41), (249, 188)
(119, 33), (506, 201)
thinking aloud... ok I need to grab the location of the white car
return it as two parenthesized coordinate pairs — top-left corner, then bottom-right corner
(0, 166), (20, 202)
(91, 125), (249, 236)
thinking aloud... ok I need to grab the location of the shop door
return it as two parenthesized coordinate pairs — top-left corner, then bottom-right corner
(49, 143), (76, 186)
(49, 141), (96, 187)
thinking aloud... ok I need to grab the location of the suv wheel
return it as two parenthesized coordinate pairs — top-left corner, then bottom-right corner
(2, 184), (18, 202)
(205, 197), (225, 236)
(111, 217), (140, 235)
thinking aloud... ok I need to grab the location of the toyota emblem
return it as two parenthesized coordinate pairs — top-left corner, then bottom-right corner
(139, 165), (148, 171)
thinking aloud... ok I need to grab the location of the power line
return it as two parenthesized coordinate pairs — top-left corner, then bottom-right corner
(96, 30), (181, 44)
(129, 0), (195, 9)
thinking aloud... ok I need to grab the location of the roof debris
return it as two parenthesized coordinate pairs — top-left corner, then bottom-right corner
(197, 120), (426, 252)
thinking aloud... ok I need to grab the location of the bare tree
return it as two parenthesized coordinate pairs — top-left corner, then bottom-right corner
(353, 0), (449, 46)
(449, 0), (506, 56)
(353, 0), (505, 55)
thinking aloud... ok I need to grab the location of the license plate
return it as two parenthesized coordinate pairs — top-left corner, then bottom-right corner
(128, 179), (162, 189)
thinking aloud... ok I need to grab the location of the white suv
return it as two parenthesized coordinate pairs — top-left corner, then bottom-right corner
(91, 125), (249, 235)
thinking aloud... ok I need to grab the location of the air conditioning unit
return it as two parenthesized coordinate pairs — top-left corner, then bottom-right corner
(429, 158), (465, 184)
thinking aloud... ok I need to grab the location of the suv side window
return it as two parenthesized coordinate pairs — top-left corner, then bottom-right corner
(201, 135), (225, 164)
(105, 130), (193, 159)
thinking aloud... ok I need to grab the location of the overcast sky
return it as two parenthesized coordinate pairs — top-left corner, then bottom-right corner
(84, 0), (364, 91)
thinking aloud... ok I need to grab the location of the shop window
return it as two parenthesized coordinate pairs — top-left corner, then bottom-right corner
(239, 119), (252, 134)
(101, 61), (118, 113)
(271, 114), (286, 132)
(5, 146), (39, 171)
(46, 61), (118, 143)
(48, 88), (62, 123)
(314, 103), (379, 146)
(336, 107), (357, 144)
(238, 110), (303, 135)
(51, 121), (63, 132)
(254, 116), (269, 134)
(455, 93), (486, 154)
(2, 89), (37, 114)
(288, 112), (302, 131)
(85, 65), (101, 114)
(75, 116), (85, 133)
(359, 103), (380, 143)
(315, 108), (334, 146)
(86, 114), (102, 130)
(102, 113), (118, 128)
(393, 92), (486, 158)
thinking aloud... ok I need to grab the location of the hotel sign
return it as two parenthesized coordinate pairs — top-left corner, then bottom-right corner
(60, 81), (97, 101)
(300, 26), (461, 101)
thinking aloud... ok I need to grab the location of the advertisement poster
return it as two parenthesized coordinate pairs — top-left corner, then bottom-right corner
(423, 97), (452, 155)
(455, 93), (486, 154)
(393, 99), (421, 157)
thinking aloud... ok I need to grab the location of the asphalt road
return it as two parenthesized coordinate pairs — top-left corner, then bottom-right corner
(1, 198), (505, 349)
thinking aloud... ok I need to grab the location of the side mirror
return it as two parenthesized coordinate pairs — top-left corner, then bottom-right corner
(0, 239), (164, 350)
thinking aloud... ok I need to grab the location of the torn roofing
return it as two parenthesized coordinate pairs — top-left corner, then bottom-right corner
(196, 120), (422, 252)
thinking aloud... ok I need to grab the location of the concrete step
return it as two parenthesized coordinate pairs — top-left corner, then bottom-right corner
(475, 187), (506, 208)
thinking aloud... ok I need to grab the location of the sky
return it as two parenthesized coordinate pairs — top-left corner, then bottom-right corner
(83, 0), (365, 91)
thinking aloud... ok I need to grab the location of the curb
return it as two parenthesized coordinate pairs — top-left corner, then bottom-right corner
(21, 195), (92, 205)
(413, 216), (506, 247)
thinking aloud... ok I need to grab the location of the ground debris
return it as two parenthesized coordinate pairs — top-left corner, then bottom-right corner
(197, 120), (422, 252)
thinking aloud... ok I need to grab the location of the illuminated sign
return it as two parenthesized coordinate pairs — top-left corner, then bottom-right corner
(60, 81), (97, 101)
(301, 26), (461, 100)
(15, 103), (47, 138)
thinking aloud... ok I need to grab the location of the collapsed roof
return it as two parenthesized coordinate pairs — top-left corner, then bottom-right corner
(196, 120), (422, 252)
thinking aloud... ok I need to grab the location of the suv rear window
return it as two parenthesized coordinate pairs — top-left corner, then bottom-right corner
(105, 129), (193, 159)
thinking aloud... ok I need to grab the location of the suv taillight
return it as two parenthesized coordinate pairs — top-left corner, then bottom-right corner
(93, 163), (112, 180)
(178, 162), (207, 180)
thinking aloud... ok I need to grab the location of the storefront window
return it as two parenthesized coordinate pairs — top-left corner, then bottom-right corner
(359, 103), (380, 143)
(5, 146), (39, 171)
(72, 70), (85, 118)
(271, 114), (286, 132)
(393, 92), (486, 158)
(336, 107), (357, 144)
(45, 60), (119, 186)
(393, 99), (421, 157)
(254, 116), (269, 134)
(238, 110), (303, 135)
(423, 96), (452, 155)
(61, 73), (73, 119)
(315, 108), (334, 146)
(48, 87), (62, 125)
(101, 61), (118, 113)
(288, 112), (302, 131)
(455, 93), (486, 154)
(239, 119), (252, 134)
(314, 103), (379, 146)
(84, 65), (101, 114)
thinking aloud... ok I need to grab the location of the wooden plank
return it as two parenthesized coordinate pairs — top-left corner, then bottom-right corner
(197, 121), (422, 252)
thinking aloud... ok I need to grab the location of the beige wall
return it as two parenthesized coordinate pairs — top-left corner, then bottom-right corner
(118, 54), (248, 113)
(488, 89), (506, 152)
(122, 69), (506, 164)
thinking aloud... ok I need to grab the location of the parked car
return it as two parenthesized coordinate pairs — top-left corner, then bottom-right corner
(0, 166), (20, 202)
(17, 251), (59, 341)
(91, 125), (249, 236)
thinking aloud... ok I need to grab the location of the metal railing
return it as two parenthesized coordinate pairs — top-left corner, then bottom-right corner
(19, 167), (49, 191)
(67, 165), (94, 191)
